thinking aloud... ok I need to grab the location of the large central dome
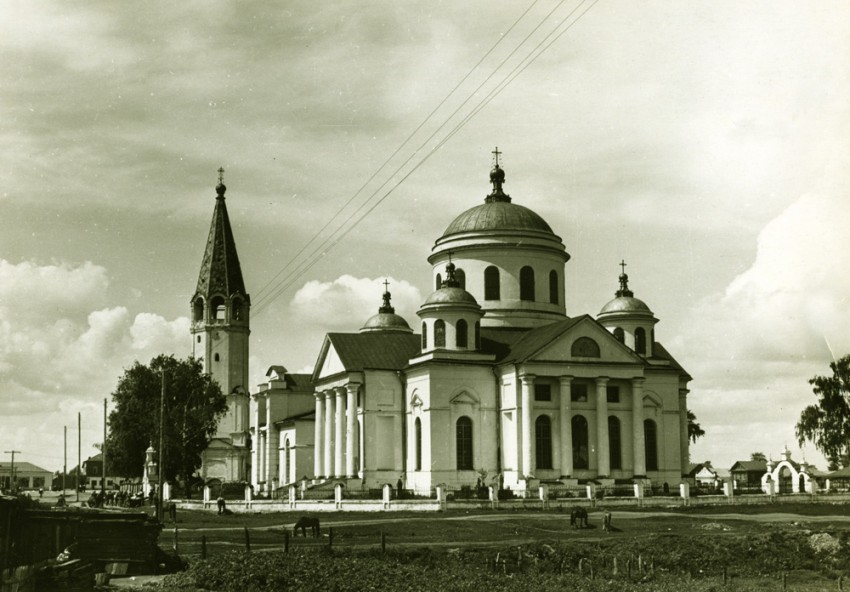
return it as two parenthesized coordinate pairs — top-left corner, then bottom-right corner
(442, 201), (554, 237)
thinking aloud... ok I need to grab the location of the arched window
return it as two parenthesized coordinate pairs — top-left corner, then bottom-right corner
(232, 299), (244, 321)
(535, 415), (553, 469)
(414, 418), (422, 471)
(474, 321), (481, 349)
(635, 328), (647, 354)
(456, 416), (473, 470)
(456, 319), (468, 348)
(608, 416), (622, 470)
(571, 337), (601, 358)
(484, 266), (500, 300)
(211, 296), (226, 321)
(421, 322), (428, 349)
(435, 273), (442, 291)
(644, 419), (658, 471)
(572, 415), (589, 469)
(193, 298), (204, 322)
(455, 268), (466, 290)
(214, 353), (220, 362)
(434, 320), (446, 348)
(520, 266), (535, 301)
(613, 327), (625, 343)
(549, 270), (559, 304)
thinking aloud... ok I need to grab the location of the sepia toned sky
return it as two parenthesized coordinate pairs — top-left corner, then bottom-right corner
(2, 1), (849, 474)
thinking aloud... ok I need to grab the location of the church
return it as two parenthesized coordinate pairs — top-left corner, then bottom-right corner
(190, 155), (693, 496)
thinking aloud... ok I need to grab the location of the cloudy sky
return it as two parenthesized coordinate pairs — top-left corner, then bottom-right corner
(2, 1), (848, 474)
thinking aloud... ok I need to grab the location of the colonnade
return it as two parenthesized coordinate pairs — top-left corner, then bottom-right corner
(313, 382), (360, 479)
(518, 374), (647, 479)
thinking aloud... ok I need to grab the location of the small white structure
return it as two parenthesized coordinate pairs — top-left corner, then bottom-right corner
(761, 447), (813, 494)
(142, 443), (158, 497)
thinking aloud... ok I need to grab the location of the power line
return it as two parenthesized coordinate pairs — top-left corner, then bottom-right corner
(252, 0), (601, 316)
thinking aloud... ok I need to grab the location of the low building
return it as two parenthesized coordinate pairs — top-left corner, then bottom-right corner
(0, 461), (52, 492)
(81, 454), (122, 490)
(730, 459), (767, 492)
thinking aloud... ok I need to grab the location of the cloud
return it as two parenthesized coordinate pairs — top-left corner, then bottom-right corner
(291, 274), (421, 331)
(0, 258), (191, 469)
(678, 194), (850, 467)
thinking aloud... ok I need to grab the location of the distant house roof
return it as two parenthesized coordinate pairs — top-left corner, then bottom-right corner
(730, 460), (768, 473)
(0, 462), (52, 475)
(827, 467), (850, 479)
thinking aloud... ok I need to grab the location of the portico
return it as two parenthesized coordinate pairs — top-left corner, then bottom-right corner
(313, 382), (362, 482)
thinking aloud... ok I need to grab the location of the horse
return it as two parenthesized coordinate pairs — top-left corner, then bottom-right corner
(602, 510), (613, 532)
(293, 516), (321, 537)
(570, 507), (589, 529)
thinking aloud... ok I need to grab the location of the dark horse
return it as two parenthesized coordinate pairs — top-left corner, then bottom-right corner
(293, 516), (321, 537)
(570, 507), (589, 529)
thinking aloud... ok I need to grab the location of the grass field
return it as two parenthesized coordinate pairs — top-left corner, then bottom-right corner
(113, 503), (850, 591)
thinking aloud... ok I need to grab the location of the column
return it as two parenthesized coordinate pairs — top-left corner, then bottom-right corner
(520, 374), (535, 478)
(334, 386), (346, 478)
(679, 388), (690, 475)
(267, 398), (280, 491)
(313, 393), (324, 478)
(250, 394), (260, 488)
(632, 378), (646, 477)
(345, 382), (359, 477)
(324, 391), (334, 478)
(595, 377), (610, 476)
(559, 376), (573, 477)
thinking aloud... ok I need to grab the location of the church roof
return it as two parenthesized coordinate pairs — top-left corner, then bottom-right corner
(194, 176), (248, 300)
(315, 332), (421, 380)
(483, 317), (586, 363)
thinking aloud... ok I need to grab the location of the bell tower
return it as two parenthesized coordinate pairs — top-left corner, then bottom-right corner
(191, 168), (251, 480)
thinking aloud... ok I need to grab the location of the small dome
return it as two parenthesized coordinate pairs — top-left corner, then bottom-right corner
(599, 296), (653, 316)
(442, 201), (554, 237)
(360, 312), (413, 333)
(423, 286), (479, 306)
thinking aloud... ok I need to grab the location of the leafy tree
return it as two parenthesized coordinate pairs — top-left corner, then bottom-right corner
(687, 410), (705, 443)
(105, 355), (227, 492)
(750, 452), (767, 462)
(796, 354), (850, 469)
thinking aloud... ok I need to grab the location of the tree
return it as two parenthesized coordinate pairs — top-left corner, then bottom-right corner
(750, 452), (767, 462)
(105, 355), (228, 493)
(796, 354), (850, 469)
(687, 410), (705, 443)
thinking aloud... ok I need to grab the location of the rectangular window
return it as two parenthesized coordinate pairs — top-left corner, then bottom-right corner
(534, 384), (551, 402)
(606, 386), (620, 403)
(571, 383), (588, 402)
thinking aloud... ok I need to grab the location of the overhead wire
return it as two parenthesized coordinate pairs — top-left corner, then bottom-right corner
(251, 0), (544, 309)
(251, 0), (600, 317)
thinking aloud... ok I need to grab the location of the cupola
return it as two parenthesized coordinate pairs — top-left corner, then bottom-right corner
(597, 261), (658, 356)
(417, 261), (483, 353)
(360, 281), (413, 334)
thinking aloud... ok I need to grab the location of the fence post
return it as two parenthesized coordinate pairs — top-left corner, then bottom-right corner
(435, 484), (446, 510)
(382, 484), (392, 510)
(489, 486), (498, 510)
(722, 481), (734, 502)
(173, 526), (178, 553)
(288, 484), (297, 509)
(679, 482), (690, 506)
(538, 484), (548, 509)
(334, 483), (344, 510)
(201, 535), (207, 560)
(244, 527), (251, 552)
(203, 485), (211, 509)
(244, 485), (252, 510)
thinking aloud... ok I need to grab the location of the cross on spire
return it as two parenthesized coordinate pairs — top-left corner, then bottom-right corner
(383, 278), (390, 293)
(218, 167), (225, 184)
(492, 146), (502, 167)
(619, 259), (627, 274)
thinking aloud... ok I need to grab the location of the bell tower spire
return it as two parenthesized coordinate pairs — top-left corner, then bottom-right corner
(191, 168), (251, 480)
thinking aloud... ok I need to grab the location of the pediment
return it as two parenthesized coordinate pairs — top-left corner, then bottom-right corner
(531, 318), (642, 364)
(450, 390), (479, 405)
(315, 338), (345, 380)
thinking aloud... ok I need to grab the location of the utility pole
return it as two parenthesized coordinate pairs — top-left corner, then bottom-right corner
(158, 370), (165, 522)
(102, 398), (107, 495)
(63, 426), (67, 494)
(4, 450), (21, 493)
(76, 412), (81, 503)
